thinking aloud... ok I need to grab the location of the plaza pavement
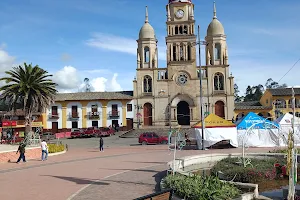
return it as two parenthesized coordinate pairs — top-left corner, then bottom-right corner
(0, 135), (278, 200)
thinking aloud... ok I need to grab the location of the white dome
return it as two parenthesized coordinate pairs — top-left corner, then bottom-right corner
(207, 18), (225, 36)
(139, 23), (156, 39)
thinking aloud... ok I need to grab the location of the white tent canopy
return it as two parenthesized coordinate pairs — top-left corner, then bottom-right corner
(193, 114), (238, 149)
(276, 113), (300, 146)
(236, 112), (281, 147)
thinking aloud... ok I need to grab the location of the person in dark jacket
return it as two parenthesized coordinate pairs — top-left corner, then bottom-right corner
(99, 137), (104, 152)
(16, 143), (26, 163)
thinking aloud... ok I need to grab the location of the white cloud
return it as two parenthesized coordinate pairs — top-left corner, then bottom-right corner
(85, 32), (166, 60)
(52, 65), (123, 93)
(53, 66), (82, 90)
(0, 48), (16, 73)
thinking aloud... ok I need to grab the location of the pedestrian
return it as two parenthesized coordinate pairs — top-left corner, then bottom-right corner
(16, 143), (26, 163)
(99, 137), (104, 152)
(41, 139), (48, 161)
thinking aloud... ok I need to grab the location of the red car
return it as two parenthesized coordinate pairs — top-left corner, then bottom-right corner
(70, 128), (83, 138)
(96, 127), (115, 137)
(83, 127), (99, 137)
(138, 132), (168, 145)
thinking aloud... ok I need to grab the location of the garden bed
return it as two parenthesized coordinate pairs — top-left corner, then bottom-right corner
(210, 157), (300, 192)
(162, 174), (241, 200)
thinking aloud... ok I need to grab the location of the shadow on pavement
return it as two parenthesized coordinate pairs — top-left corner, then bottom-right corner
(124, 161), (166, 164)
(98, 168), (161, 173)
(41, 175), (110, 185)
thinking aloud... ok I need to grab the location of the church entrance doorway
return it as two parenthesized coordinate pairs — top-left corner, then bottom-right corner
(143, 103), (153, 126)
(215, 101), (225, 119)
(177, 101), (190, 125)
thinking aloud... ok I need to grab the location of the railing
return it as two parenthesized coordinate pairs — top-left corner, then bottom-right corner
(68, 112), (80, 119)
(143, 92), (153, 96)
(87, 111), (101, 119)
(108, 111), (120, 118)
(48, 113), (59, 119)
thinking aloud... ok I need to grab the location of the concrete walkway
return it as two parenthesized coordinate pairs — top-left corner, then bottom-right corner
(0, 145), (277, 200)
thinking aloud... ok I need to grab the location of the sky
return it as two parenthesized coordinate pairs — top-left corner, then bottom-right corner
(0, 0), (299, 95)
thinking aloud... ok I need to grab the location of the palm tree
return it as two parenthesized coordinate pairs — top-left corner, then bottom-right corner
(0, 63), (57, 135)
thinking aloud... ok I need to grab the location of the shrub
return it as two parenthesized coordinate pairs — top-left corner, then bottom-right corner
(269, 148), (300, 154)
(47, 144), (65, 153)
(163, 174), (240, 200)
(211, 157), (286, 183)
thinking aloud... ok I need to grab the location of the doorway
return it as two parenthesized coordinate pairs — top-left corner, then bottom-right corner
(215, 101), (225, 119)
(52, 122), (58, 134)
(143, 103), (153, 126)
(92, 121), (98, 127)
(177, 101), (190, 125)
(126, 118), (133, 130)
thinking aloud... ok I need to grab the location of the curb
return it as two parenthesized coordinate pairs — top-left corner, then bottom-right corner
(48, 150), (67, 157)
(119, 129), (134, 138)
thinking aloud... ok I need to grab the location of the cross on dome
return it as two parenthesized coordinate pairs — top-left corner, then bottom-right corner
(168, 0), (192, 3)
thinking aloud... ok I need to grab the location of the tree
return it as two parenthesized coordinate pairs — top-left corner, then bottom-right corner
(244, 84), (263, 102)
(234, 83), (243, 102)
(0, 63), (57, 135)
(265, 78), (287, 89)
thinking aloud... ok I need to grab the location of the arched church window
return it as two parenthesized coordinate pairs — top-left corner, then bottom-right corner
(173, 44), (177, 61)
(175, 26), (179, 35)
(183, 25), (188, 34)
(214, 72), (224, 90)
(144, 47), (150, 63)
(187, 44), (191, 60)
(179, 26), (183, 34)
(180, 44), (184, 61)
(143, 75), (152, 93)
(214, 43), (221, 60)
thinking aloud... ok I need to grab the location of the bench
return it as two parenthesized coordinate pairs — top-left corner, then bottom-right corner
(133, 189), (173, 200)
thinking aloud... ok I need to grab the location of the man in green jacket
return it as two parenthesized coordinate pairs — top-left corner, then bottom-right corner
(16, 143), (26, 163)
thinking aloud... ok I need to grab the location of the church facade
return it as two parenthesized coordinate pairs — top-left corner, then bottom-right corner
(133, 0), (235, 128)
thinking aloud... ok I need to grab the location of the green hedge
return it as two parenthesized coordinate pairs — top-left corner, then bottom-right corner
(211, 157), (285, 183)
(163, 174), (240, 200)
(48, 144), (65, 153)
(269, 148), (300, 154)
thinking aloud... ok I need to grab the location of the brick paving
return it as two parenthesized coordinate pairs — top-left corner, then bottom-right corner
(0, 143), (280, 200)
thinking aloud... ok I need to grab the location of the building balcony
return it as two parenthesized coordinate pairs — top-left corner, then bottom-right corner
(143, 92), (153, 96)
(48, 113), (59, 119)
(87, 111), (101, 119)
(68, 112), (80, 120)
(108, 111), (120, 119)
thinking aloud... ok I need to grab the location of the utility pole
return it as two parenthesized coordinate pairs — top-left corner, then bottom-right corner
(288, 87), (296, 199)
(197, 25), (205, 150)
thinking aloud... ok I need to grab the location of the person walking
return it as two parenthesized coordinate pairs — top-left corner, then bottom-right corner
(99, 137), (104, 152)
(16, 143), (26, 163)
(41, 140), (48, 161)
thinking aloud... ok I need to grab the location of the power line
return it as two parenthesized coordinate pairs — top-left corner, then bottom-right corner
(277, 58), (300, 83)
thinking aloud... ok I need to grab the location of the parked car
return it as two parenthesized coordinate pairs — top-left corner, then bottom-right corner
(96, 127), (115, 137)
(40, 132), (55, 141)
(70, 128), (83, 138)
(138, 132), (168, 145)
(82, 127), (99, 137)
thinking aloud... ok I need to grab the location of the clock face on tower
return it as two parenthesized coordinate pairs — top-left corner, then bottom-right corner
(175, 9), (184, 19)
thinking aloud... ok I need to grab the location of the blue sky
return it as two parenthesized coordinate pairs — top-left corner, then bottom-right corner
(0, 0), (299, 94)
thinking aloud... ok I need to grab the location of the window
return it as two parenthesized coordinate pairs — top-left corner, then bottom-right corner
(179, 44), (184, 61)
(214, 72), (224, 90)
(143, 75), (152, 93)
(183, 25), (188, 34)
(112, 104), (118, 116)
(127, 104), (132, 112)
(52, 106), (58, 115)
(91, 105), (98, 113)
(214, 43), (221, 60)
(187, 45), (191, 60)
(172, 45), (177, 61)
(266, 99), (269, 104)
(144, 47), (150, 63)
(71, 106), (78, 118)
(92, 121), (98, 127)
(72, 121), (78, 128)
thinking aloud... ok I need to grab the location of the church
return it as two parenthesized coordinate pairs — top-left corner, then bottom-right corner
(133, 0), (235, 128)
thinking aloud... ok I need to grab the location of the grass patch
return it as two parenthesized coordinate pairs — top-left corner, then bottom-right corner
(163, 174), (240, 200)
(47, 144), (65, 153)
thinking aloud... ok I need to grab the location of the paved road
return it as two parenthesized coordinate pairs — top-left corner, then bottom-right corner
(0, 134), (277, 200)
